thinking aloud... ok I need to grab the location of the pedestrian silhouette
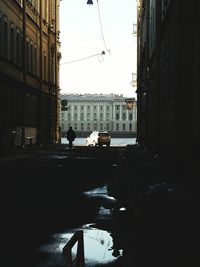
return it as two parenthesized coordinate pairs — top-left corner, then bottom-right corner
(66, 126), (76, 149)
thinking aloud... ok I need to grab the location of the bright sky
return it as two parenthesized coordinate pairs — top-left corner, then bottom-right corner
(59, 0), (137, 98)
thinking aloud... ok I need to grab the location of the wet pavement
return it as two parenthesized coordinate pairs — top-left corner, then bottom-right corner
(1, 144), (200, 267)
(33, 185), (123, 267)
(0, 145), (128, 267)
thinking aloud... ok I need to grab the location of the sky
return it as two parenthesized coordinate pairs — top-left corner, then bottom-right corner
(59, 0), (137, 98)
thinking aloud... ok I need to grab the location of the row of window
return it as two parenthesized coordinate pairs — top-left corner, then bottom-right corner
(0, 14), (22, 66)
(67, 104), (128, 111)
(15, 0), (49, 22)
(15, 0), (38, 7)
(0, 10), (55, 82)
(64, 123), (133, 131)
(62, 112), (134, 121)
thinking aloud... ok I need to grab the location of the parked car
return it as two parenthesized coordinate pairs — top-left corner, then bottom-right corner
(86, 131), (111, 146)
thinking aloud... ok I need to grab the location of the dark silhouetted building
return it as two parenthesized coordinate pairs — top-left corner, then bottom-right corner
(137, 0), (200, 189)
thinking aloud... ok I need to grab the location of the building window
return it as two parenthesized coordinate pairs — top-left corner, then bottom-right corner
(74, 123), (77, 130)
(123, 123), (126, 130)
(42, 0), (49, 21)
(106, 113), (110, 121)
(94, 123), (97, 130)
(30, 42), (33, 74)
(116, 113), (119, 120)
(74, 113), (77, 121)
(68, 113), (71, 120)
(3, 19), (8, 58)
(87, 123), (90, 130)
(106, 105), (109, 111)
(34, 46), (37, 75)
(122, 105), (126, 110)
(81, 106), (84, 111)
(100, 105), (103, 111)
(129, 113), (133, 120)
(10, 24), (15, 62)
(115, 105), (120, 110)
(80, 113), (84, 120)
(74, 106), (77, 111)
(87, 113), (90, 121)
(122, 113), (126, 120)
(106, 123), (109, 130)
(129, 123), (132, 131)
(100, 123), (103, 130)
(68, 106), (70, 111)
(81, 123), (84, 130)
(26, 39), (29, 71)
(43, 51), (47, 80)
(51, 58), (55, 83)
(94, 106), (96, 110)
(16, 30), (21, 67)
(100, 113), (103, 121)
(116, 123), (119, 130)
(87, 105), (90, 111)
(94, 113), (97, 120)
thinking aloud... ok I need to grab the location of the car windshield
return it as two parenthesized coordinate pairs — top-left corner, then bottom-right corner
(98, 133), (109, 137)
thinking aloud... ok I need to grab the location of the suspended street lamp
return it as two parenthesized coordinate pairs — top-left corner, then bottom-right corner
(87, 0), (94, 5)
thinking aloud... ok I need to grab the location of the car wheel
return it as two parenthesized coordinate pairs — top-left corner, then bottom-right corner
(106, 143), (110, 146)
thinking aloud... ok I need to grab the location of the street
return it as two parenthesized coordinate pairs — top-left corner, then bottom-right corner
(0, 144), (199, 267)
(0, 145), (126, 267)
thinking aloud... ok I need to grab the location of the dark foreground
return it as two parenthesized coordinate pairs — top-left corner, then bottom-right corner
(0, 144), (199, 267)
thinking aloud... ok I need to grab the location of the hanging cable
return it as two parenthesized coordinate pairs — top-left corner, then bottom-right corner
(96, 0), (111, 54)
(60, 51), (105, 65)
(60, 0), (110, 65)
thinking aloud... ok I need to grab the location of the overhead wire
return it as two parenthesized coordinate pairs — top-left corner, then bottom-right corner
(60, 51), (105, 65)
(60, 0), (110, 65)
(96, 0), (110, 54)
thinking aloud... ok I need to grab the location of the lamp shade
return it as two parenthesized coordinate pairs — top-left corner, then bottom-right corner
(87, 0), (93, 5)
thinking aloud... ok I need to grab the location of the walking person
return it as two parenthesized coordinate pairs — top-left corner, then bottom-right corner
(66, 126), (76, 149)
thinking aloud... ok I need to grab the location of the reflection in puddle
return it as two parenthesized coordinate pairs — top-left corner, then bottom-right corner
(36, 224), (122, 267)
(45, 155), (68, 159)
(84, 185), (108, 195)
(83, 185), (116, 202)
(36, 186), (121, 266)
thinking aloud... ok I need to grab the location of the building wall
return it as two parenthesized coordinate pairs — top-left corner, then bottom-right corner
(137, 0), (200, 188)
(60, 94), (137, 137)
(0, 0), (60, 147)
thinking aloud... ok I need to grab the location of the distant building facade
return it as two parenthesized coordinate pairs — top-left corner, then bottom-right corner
(0, 0), (61, 148)
(60, 94), (137, 137)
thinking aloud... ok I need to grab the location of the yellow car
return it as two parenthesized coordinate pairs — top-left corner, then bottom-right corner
(86, 131), (111, 147)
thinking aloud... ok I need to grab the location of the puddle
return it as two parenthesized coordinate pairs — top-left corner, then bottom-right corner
(44, 155), (68, 159)
(35, 224), (122, 267)
(83, 185), (108, 195)
(83, 185), (116, 203)
(34, 186), (121, 267)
